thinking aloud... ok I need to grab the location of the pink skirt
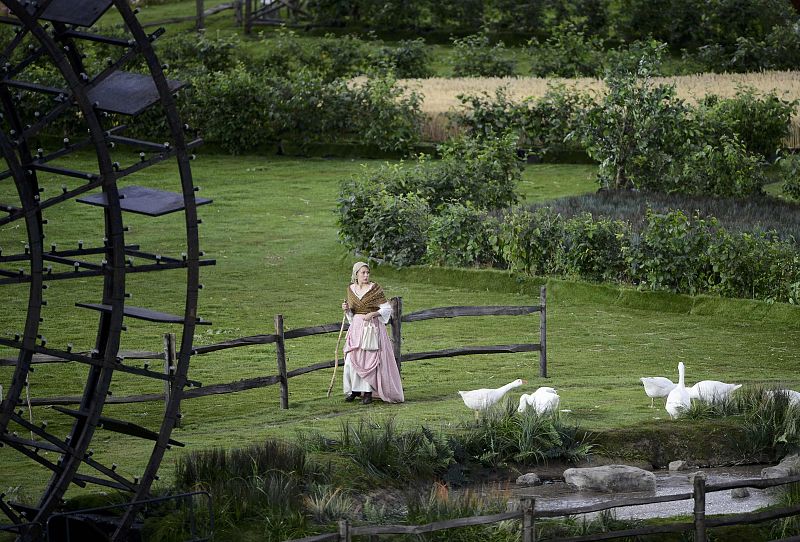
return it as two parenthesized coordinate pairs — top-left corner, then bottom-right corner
(344, 315), (405, 403)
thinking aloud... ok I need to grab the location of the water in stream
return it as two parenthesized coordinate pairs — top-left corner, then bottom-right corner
(510, 465), (775, 520)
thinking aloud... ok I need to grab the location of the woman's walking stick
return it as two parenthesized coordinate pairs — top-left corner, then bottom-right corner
(327, 313), (347, 398)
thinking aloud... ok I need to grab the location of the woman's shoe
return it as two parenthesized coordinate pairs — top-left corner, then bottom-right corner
(345, 392), (360, 403)
(361, 393), (373, 405)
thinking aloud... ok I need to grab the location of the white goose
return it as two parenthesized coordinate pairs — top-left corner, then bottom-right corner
(688, 380), (741, 403)
(665, 362), (691, 419)
(517, 387), (560, 414)
(768, 389), (800, 406)
(459, 379), (527, 415)
(640, 376), (676, 408)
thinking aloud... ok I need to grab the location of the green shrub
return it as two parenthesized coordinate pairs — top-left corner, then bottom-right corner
(361, 191), (431, 266)
(780, 154), (800, 201)
(576, 49), (693, 191)
(698, 90), (797, 160)
(451, 33), (516, 78)
(188, 65), (272, 154)
(157, 31), (240, 74)
(426, 204), (505, 268)
(372, 38), (433, 78)
(528, 22), (604, 78)
(673, 135), (768, 198)
(562, 214), (629, 282)
(627, 209), (717, 294)
(501, 206), (566, 276)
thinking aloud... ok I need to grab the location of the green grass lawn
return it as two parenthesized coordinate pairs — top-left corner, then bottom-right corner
(2, 153), (799, 505)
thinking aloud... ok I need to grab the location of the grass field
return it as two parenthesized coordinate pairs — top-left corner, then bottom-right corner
(2, 153), (799, 506)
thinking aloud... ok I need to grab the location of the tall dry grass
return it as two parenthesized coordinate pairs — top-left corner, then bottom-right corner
(401, 71), (800, 145)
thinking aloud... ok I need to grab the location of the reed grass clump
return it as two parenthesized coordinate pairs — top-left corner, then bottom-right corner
(459, 399), (595, 467)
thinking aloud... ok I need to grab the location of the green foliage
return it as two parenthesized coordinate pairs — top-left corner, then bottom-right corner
(698, 90), (797, 160)
(575, 47), (693, 191)
(780, 154), (800, 202)
(451, 33), (516, 78)
(674, 135), (768, 198)
(500, 206), (566, 276)
(562, 213), (629, 282)
(405, 484), (516, 542)
(157, 31), (240, 74)
(304, 417), (454, 484)
(458, 400), (594, 467)
(337, 135), (521, 265)
(627, 209), (717, 294)
(426, 204), (505, 268)
(373, 38), (434, 78)
(528, 22), (604, 78)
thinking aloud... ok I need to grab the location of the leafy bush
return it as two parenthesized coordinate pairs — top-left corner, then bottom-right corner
(575, 49), (693, 191)
(626, 209), (717, 294)
(698, 90), (797, 160)
(672, 135), (767, 197)
(562, 214), (629, 282)
(500, 207), (566, 276)
(372, 38), (433, 78)
(426, 204), (505, 268)
(780, 154), (800, 202)
(156, 31), (240, 74)
(528, 22), (604, 78)
(451, 33), (516, 78)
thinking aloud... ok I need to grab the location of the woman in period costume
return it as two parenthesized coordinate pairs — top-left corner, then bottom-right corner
(340, 262), (404, 405)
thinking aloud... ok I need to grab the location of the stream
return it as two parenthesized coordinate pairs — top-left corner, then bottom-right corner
(509, 465), (776, 520)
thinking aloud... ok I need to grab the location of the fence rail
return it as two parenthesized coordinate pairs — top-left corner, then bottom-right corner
(285, 473), (800, 542)
(23, 287), (547, 409)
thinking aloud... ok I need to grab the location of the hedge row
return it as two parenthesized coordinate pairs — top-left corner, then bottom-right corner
(455, 58), (797, 197)
(346, 198), (800, 304)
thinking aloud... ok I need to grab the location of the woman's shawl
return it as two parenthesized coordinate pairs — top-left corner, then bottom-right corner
(346, 283), (388, 314)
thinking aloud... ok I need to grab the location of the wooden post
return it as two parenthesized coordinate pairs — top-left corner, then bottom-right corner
(234, 0), (243, 25)
(164, 333), (179, 427)
(195, 0), (204, 30)
(539, 286), (547, 378)
(244, 0), (252, 34)
(275, 314), (288, 409)
(522, 497), (535, 542)
(693, 472), (707, 542)
(390, 296), (403, 374)
(338, 519), (351, 542)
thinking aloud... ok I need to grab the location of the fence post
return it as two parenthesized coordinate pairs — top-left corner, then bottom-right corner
(244, 0), (251, 33)
(338, 519), (351, 542)
(195, 0), (204, 30)
(539, 286), (547, 378)
(163, 333), (179, 427)
(390, 296), (403, 374)
(693, 472), (707, 542)
(522, 497), (536, 542)
(275, 314), (288, 409)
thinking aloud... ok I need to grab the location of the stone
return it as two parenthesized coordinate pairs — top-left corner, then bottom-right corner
(761, 453), (800, 479)
(516, 473), (541, 486)
(731, 487), (750, 499)
(563, 465), (656, 493)
(668, 460), (690, 471)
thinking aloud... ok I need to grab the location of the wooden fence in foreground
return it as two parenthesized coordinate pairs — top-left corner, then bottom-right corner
(287, 473), (800, 542)
(22, 287), (547, 409)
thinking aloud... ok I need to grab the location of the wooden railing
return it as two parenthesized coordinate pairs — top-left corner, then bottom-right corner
(286, 473), (800, 542)
(23, 287), (547, 409)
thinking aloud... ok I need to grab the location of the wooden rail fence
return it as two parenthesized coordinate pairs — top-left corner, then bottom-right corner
(21, 287), (547, 410)
(286, 473), (800, 542)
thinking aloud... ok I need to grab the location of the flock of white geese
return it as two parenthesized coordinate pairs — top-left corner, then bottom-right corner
(458, 364), (800, 419)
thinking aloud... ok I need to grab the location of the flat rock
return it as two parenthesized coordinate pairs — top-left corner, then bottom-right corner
(516, 473), (541, 486)
(761, 453), (800, 479)
(563, 465), (656, 493)
(669, 460), (691, 471)
(731, 487), (750, 499)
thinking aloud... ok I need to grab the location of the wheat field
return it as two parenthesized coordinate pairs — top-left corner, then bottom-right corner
(400, 71), (800, 146)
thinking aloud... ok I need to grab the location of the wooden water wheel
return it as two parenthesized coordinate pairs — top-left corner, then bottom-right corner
(0, 1), (212, 539)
